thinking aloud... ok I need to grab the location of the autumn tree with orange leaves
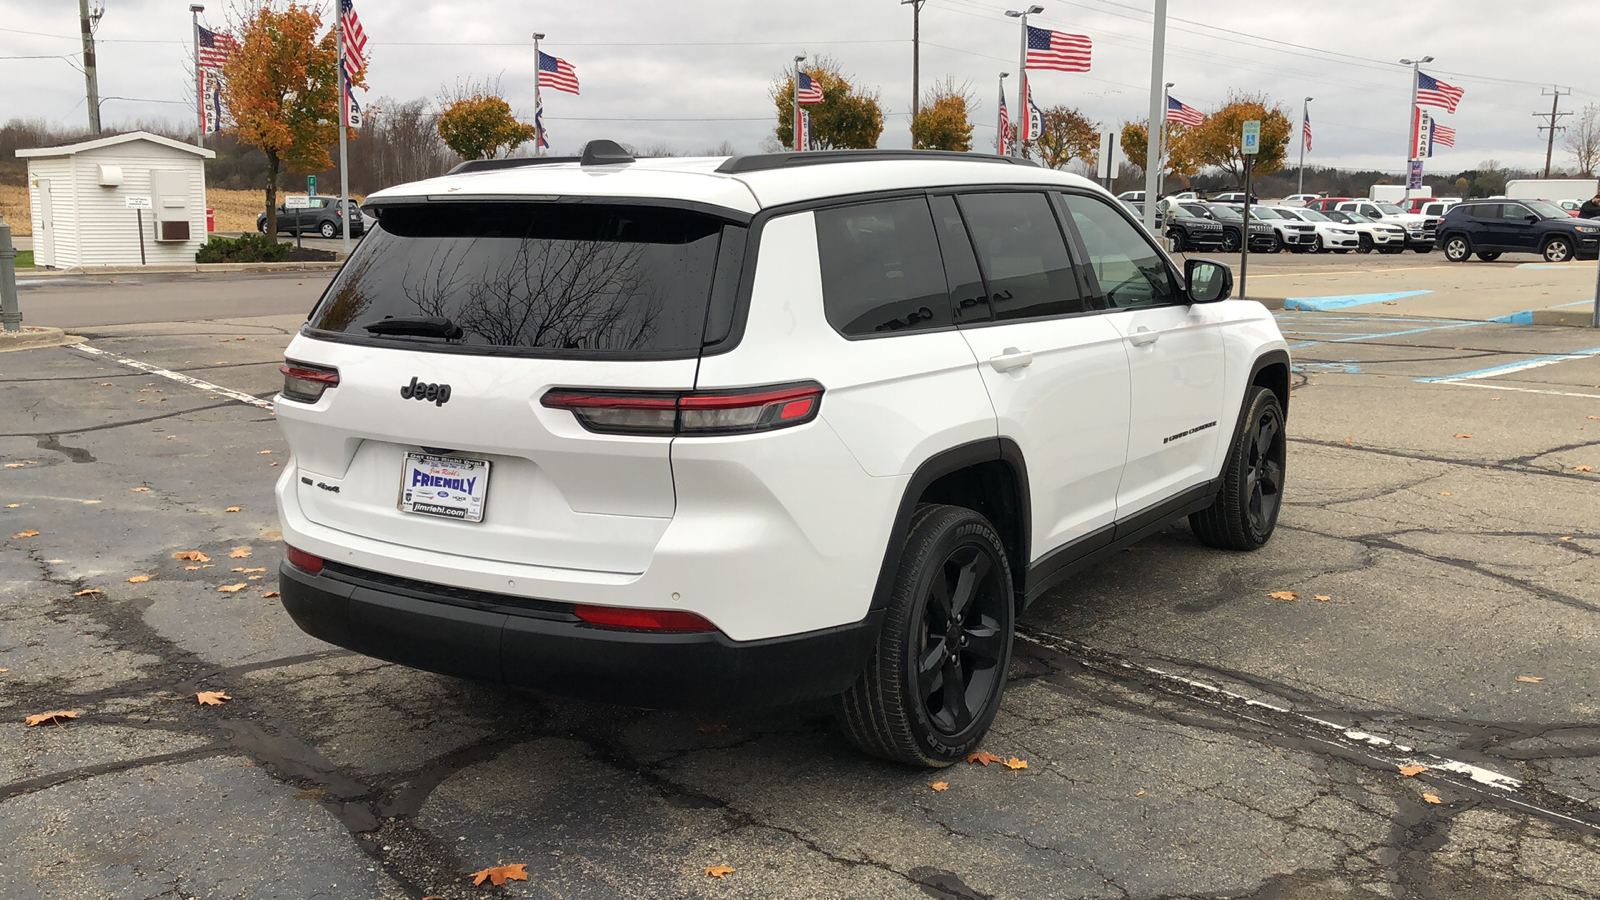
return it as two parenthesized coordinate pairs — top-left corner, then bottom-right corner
(222, 1), (363, 239)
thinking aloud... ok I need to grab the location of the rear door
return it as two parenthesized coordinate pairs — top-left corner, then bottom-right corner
(948, 190), (1131, 558)
(1059, 192), (1225, 521)
(278, 201), (739, 574)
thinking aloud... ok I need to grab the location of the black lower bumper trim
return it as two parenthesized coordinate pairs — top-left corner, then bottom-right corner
(278, 562), (882, 710)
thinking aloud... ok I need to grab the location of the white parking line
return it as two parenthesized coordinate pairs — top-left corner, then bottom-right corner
(71, 344), (276, 411)
(1430, 382), (1600, 400)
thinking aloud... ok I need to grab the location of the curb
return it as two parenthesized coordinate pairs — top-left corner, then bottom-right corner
(20, 261), (346, 277)
(0, 326), (86, 353)
(1247, 296), (1286, 310)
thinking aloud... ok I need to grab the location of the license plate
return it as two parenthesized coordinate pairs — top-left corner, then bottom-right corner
(399, 453), (490, 523)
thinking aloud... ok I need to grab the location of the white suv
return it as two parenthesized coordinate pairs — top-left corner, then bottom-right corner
(274, 143), (1291, 767)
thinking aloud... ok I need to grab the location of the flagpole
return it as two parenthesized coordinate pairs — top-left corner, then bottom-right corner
(1005, 7), (1040, 156)
(533, 33), (544, 156)
(337, 14), (350, 253)
(1298, 97), (1310, 196)
(190, 5), (204, 146)
(793, 55), (804, 152)
(997, 72), (1008, 155)
(1142, 0), (1167, 236)
(1400, 56), (1432, 205)
(1157, 82), (1171, 199)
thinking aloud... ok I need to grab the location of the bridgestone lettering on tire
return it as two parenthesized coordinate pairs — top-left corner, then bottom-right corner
(1190, 387), (1286, 551)
(835, 504), (1015, 767)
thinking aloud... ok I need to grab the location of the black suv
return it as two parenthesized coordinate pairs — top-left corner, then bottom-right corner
(1161, 202), (1227, 252)
(257, 197), (366, 239)
(1182, 203), (1276, 252)
(1438, 199), (1600, 263)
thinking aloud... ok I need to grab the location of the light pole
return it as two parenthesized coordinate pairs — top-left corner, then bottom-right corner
(903, 0), (926, 122)
(1298, 96), (1312, 196)
(1142, 0), (1167, 235)
(1400, 56), (1433, 203)
(997, 72), (1009, 155)
(793, 54), (806, 152)
(1156, 81), (1172, 200)
(1005, 6), (1043, 159)
(533, 33), (545, 155)
(190, 5), (204, 143)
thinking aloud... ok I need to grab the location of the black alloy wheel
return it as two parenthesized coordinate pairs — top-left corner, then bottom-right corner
(1266, 233), (1282, 253)
(1543, 237), (1573, 263)
(1221, 230), (1241, 252)
(1356, 234), (1373, 254)
(1169, 229), (1187, 253)
(836, 504), (1015, 767)
(257, 219), (267, 234)
(1190, 387), (1286, 551)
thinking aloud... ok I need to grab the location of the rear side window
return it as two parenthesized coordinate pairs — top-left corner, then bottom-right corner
(310, 203), (727, 356)
(815, 197), (953, 337)
(957, 192), (1086, 321)
(1468, 204), (1501, 219)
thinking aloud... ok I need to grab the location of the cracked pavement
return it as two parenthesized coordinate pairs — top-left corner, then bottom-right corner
(1, 276), (1599, 899)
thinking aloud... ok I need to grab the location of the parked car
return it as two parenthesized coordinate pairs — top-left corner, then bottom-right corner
(1118, 190), (1147, 202)
(1234, 205), (1318, 252)
(257, 196), (366, 238)
(1556, 199), (1584, 216)
(1280, 193), (1323, 208)
(1438, 199), (1600, 263)
(1303, 197), (1354, 213)
(273, 143), (1290, 768)
(1416, 198), (1461, 218)
(1182, 202), (1276, 252)
(1162, 202), (1228, 252)
(1210, 191), (1258, 204)
(1272, 207), (1361, 253)
(1332, 200), (1433, 252)
(1319, 209), (1408, 254)
(1163, 190), (1201, 202)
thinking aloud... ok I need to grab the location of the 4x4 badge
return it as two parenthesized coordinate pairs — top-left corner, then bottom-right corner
(400, 376), (452, 406)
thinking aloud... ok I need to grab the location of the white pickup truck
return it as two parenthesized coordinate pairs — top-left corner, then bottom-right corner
(1334, 199), (1436, 253)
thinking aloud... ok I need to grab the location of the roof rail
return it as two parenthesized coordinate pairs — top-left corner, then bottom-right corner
(447, 156), (578, 175)
(715, 149), (1039, 175)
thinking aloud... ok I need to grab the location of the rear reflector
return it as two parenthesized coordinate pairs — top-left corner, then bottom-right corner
(542, 382), (823, 436)
(573, 604), (718, 633)
(279, 361), (340, 404)
(285, 544), (324, 575)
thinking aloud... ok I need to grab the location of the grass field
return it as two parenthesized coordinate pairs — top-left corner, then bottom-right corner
(0, 184), (29, 236)
(0, 186), (322, 238)
(15, 250), (32, 267)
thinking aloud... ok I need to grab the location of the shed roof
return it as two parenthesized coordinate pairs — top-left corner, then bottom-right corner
(16, 130), (216, 160)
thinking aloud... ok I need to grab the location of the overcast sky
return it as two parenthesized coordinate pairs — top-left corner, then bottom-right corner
(5, 0), (1598, 175)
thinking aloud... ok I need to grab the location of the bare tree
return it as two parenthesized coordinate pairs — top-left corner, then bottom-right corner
(349, 97), (453, 194)
(1564, 104), (1600, 176)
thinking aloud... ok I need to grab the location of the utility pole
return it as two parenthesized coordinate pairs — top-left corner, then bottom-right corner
(79, 0), (103, 134)
(1535, 86), (1572, 178)
(902, 0), (926, 122)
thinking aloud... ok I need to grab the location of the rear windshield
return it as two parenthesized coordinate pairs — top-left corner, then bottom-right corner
(308, 203), (732, 356)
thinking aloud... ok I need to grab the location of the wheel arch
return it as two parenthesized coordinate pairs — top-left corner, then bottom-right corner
(871, 439), (1031, 614)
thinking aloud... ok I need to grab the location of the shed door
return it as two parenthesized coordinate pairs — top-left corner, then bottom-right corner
(35, 179), (55, 268)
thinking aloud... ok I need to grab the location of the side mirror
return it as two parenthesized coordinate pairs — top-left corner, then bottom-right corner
(1186, 258), (1232, 303)
(1525, 214), (1540, 224)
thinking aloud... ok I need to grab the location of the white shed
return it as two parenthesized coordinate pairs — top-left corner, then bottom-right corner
(18, 131), (215, 269)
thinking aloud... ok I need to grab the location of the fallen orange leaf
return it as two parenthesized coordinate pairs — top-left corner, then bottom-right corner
(1135, 789), (1146, 796)
(928, 781), (949, 792)
(225, 507), (242, 513)
(704, 865), (735, 879)
(217, 583), (247, 593)
(184, 565), (201, 571)
(73, 589), (102, 597)
(258, 450), (273, 455)
(965, 751), (1003, 766)
(1439, 491), (1453, 496)
(1516, 676), (1544, 683)
(12, 530), (39, 539)
(1575, 466), (1594, 472)
(263, 591), (280, 598)
(1003, 757), (1029, 770)
(1454, 433), (1472, 439)
(1269, 590), (1298, 601)
(1314, 594), (1332, 602)
(126, 575), (151, 583)
(229, 547), (252, 558)
(196, 691), (231, 706)
(4, 503), (18, 508)
(25, 710), (77, 727)
(130, 487), (151, 492)
(697, 723), (728, 735)
(173, 551), (210, 562)
(470, 863), (529, 886)
(1398, 765), (1427, 777)
(1422, 793), (1442, 804)
(232, 567), (266, 573)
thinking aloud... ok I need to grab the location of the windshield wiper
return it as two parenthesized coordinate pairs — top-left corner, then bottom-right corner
(364, 316), (465, 340)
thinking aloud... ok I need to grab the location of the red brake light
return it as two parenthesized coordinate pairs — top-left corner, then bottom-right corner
(573, 604), (718, 633)
(541, 382), (822, 436)
(285, 544), (324, 575)
(280, 361), (340, 404)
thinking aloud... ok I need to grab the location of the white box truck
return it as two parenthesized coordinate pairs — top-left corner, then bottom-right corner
(1369, 184), (1431, 202)
(1504, 179), (1597, 202)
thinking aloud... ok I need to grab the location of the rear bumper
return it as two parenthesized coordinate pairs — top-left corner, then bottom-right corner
(278, 560), (883, 709)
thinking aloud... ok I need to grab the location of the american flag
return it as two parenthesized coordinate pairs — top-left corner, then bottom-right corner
(1432, 121), (1456, 148)
(1416, 71), (1464, 113)
(997, 88), (1009, 155)
(1025, 26), (1091, 73)
(1302, 109), (1313, 152)
(1165, 95), (1204, 127)
(196, 25), (237, 71)
(539, 51), (580, 95)
(796, 72), (824, 104)
(340, 0), (367, 80)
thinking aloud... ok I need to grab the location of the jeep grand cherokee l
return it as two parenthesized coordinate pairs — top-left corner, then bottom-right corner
(274, 143), (1291, 767)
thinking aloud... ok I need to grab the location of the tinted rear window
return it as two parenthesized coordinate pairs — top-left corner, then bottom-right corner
(309, 203), (728, 356)
(815, 197), (954, 337)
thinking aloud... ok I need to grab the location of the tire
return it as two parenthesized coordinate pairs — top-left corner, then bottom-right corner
(835, 504), (1015, 768)
(257, 219), (267, 234)
(1189, 387), (1286, 552)
(1313, 235), (1326, 253)
(1356, 234), (1373, 254)
(1543, 237), (1573, 263)
(1221, 230), (1241, 253)
(1413, 245), (1433, 254)
(1443, 236), (1471, 262)
(1169, 230), (1187, 253)
(319, 220), (338, 239)
(1266, 233), (1282, 253)
(1476, 251), (1502, 261)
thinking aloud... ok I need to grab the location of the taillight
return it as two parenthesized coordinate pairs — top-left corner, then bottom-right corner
(285, 544), (324, 575)
(573, 604), (717, 632)
(279, 361), (339, 403)
(541, 382), (822, 436)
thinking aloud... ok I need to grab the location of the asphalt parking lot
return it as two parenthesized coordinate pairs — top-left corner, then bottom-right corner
(2, 267), (1599, 899)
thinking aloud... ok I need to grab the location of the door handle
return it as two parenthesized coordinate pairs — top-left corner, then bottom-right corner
(988, 347), (1034, 372)
(1128, 327), (1160, 347)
